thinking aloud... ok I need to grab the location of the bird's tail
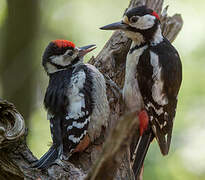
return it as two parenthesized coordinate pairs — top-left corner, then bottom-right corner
(132, 131), (154, 179)
(32, 145), (59, 169)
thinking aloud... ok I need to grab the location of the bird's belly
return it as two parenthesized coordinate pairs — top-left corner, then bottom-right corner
(123, 46), (146, 111)
(123, 78), (144, 111)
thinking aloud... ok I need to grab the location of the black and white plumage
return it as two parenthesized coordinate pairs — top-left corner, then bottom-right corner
(100, 6), (182, 178)
(33, 40), (109, 169)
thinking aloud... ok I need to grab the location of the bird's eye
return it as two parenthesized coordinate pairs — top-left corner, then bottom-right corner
(67, 51), (73, 56)
(130, 16), (139, 23)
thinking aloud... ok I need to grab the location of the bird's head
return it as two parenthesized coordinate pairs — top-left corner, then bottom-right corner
(42, 40), (96, 74)
(100, 6), (161, 43)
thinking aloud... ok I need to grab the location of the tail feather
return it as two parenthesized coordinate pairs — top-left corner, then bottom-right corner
(132, 131), (154, 178)
(32, 145), (59, 169)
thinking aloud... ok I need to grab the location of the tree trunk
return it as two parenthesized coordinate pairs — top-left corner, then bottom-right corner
(0, 0), (183, 179)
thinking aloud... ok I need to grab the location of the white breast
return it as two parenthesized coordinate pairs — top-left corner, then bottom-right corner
(123, 43), (147, 111)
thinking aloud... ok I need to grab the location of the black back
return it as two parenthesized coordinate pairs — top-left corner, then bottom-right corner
(150, 38), (182, 98)
(44, 68), (74, 116)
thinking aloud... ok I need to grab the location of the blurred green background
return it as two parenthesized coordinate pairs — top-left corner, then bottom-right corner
(0, 0), (205, 179)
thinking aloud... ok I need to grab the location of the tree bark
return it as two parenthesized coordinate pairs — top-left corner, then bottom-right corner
(0, 0), (183, 179)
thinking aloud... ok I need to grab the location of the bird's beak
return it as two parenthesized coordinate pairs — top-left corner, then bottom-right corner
(78, 44), (96, 57)
(100, 21), (130, 31)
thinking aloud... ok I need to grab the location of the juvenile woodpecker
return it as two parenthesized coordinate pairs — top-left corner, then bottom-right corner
(33, 40), (109, 169)
(100, 6), (182, 177)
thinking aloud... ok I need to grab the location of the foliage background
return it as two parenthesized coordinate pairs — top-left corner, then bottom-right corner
(0, 0), (205, 179)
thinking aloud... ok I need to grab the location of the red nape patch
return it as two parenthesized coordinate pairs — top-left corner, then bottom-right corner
(152, 11), (160, 20)
(52, 40), (75, 49)
(138, 110), (149, 136)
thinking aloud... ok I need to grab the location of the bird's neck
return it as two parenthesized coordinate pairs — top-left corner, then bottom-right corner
(127, 31), (146, 46)
(150, 25), (163, 46)
(131, 24), (163, 46)
(72, 58), (84, 67)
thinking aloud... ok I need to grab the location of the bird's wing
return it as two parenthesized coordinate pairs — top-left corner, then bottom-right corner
(62, 66), (94, 154)
(148, 39), (182, 154)
(132, 38), (182, 177)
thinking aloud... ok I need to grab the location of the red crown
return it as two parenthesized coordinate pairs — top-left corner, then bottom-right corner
(52, 40), (75, 48)
(152, 11), (160, 20)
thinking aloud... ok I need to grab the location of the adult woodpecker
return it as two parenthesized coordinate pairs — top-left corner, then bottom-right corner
(100, 6), (182, 177)
(33, 40), (109, 169)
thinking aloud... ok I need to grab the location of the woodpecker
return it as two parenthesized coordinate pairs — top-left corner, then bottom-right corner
(33, 40), (109, 169)
(100, 6), (182, 178)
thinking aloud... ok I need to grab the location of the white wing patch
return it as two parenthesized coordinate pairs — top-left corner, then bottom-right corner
(67, 69), (86, 119)
(150, 51), (168, 106)
(68, 130), (87, 143)
(67, 117), (90, 130)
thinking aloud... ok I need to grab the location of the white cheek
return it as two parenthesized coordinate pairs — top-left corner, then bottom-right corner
(51, 55), (72, 66)
(46, 63), (58, 74)
(132, 15), (155, 30)
(124, 31), (137, 39)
